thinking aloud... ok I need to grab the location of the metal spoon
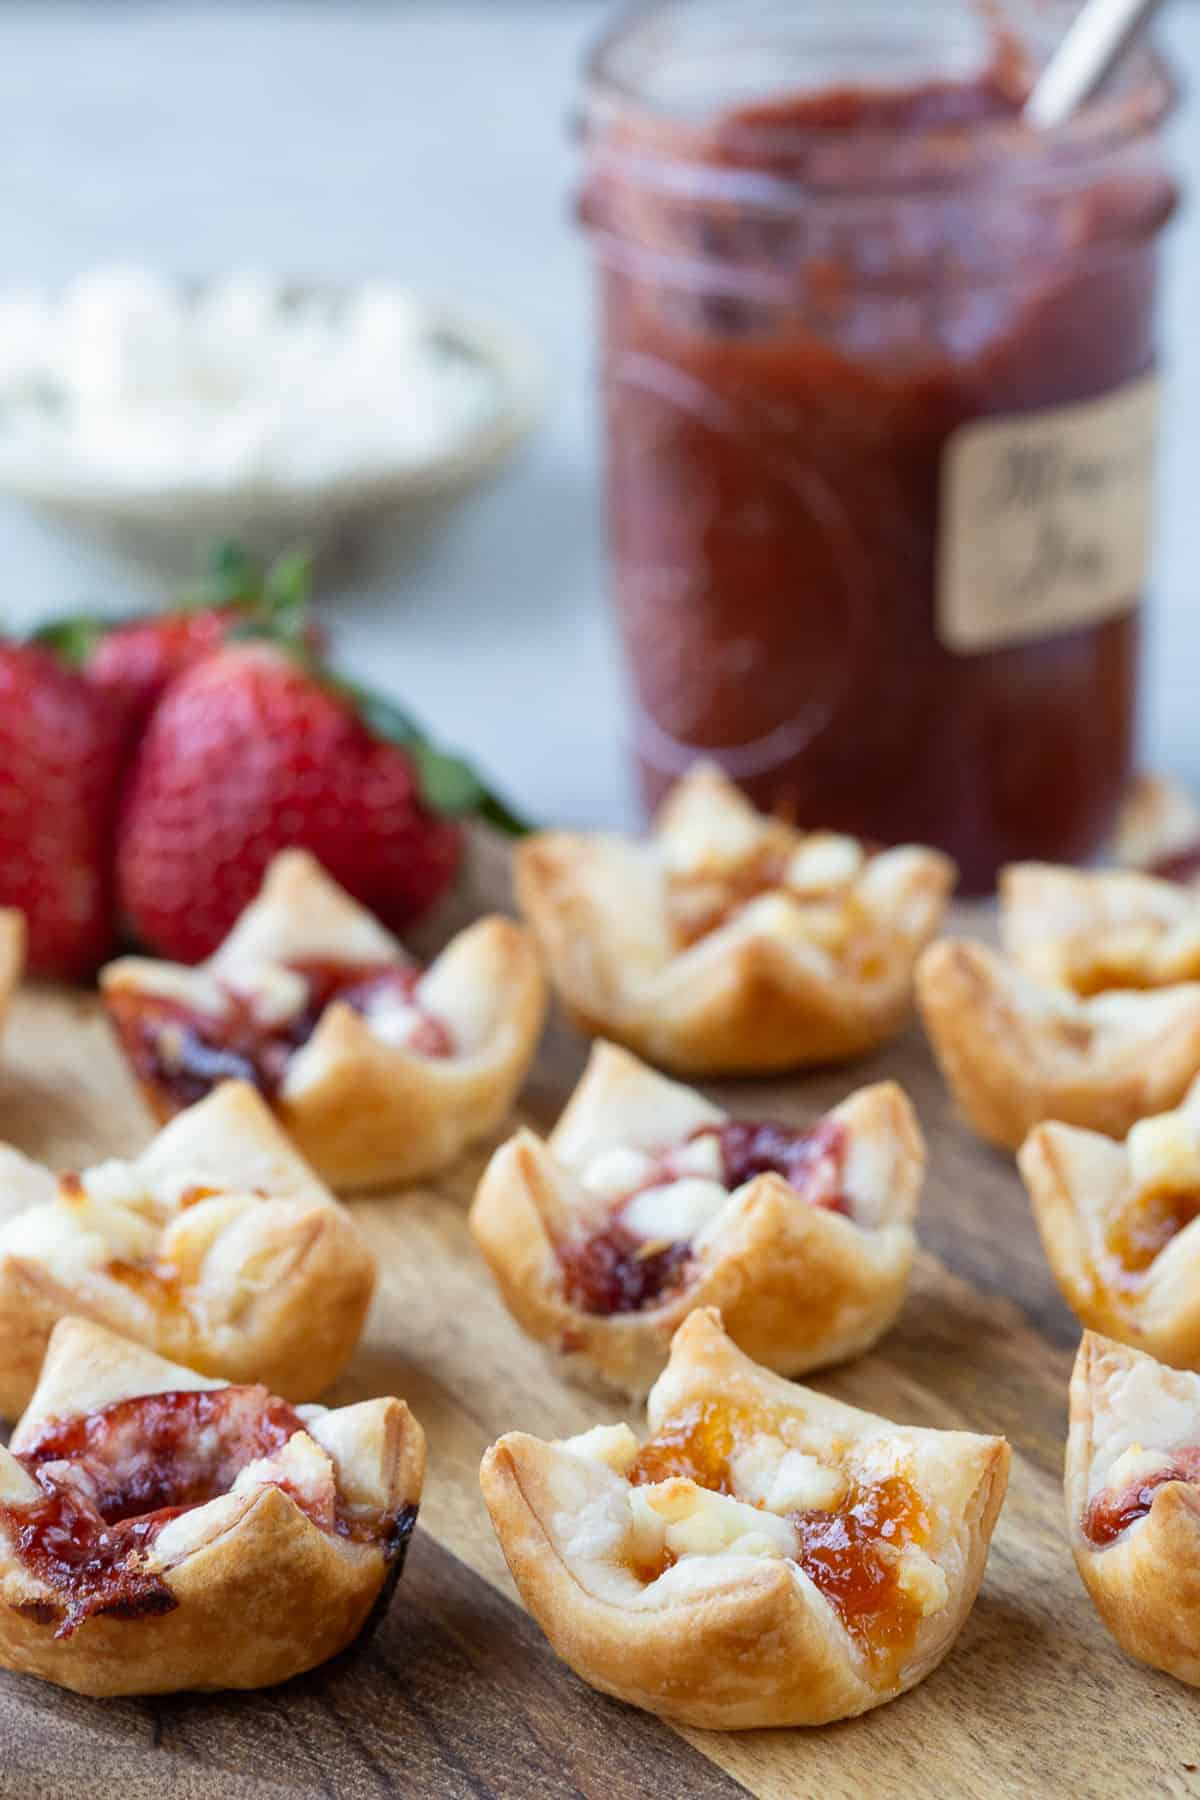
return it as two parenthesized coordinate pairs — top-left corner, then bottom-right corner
(1024, 0), (1165, 129)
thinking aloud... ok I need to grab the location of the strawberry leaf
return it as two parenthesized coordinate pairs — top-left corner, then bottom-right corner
(408, 742), (488, 814)
(474, 785), (535, 835)
(339, 676), (531, 833)
(30, 614), (108, 665)
(261, 549), (314, 640)
(183, 540), (314, 625)
(33, 539), (317, 662)
(193, 538), (259, 607)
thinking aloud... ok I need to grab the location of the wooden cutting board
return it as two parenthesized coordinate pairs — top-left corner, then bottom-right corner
(1, 834), (1198, 1800)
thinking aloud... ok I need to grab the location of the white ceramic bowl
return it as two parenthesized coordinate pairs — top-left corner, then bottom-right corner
(0, 272), (544, 575)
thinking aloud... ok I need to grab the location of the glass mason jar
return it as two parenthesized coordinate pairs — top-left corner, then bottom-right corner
(578, 0), (1177, 891)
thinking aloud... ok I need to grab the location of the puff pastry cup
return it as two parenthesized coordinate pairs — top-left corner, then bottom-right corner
(1067, 1331), (1200, 1685)
(916, 938), (1200, 1151)
(470, 1042), (922, 1397)
(1111, 772), (1200, 881)
(0, 1080), (375, 1418)
(0, 909), (24, 1035)
(1020, 1076), (1200, 1368)
(515, 764), (954, 1075)
(101, 848), (546, 1191)
(480, 1308), (1008, 1728)
(0, 1317), (425, 1696)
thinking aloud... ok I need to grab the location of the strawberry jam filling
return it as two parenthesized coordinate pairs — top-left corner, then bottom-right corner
(713, 1117), (848, 1206)
(1082, 1446), (1200, 1547)
(107, 957), (453, 1112)
(626, 1401), (932, 1663)
(558, 1229), (693, 1316)
(559, 1118), (849, 1317)
(1, 1386), (306, 1636)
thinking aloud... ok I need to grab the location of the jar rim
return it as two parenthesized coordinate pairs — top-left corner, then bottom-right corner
(583, 0), (1177, 196)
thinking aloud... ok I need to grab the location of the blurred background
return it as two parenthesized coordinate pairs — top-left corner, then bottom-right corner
(0, 0), (1196, 834)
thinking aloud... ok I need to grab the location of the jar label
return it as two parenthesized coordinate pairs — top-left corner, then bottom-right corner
(937, 374), (1158, 654)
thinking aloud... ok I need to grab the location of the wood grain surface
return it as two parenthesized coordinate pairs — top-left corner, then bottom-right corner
(1, 834), (1198, 1800)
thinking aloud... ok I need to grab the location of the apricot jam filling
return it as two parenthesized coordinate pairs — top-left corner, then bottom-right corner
(1068, 961), (1173, 999)
(56, 1175), (234, 1310)
(625, 1401), (932, 1663)
(107, 957), (452, 1112)
(559, 1118), (849, 1317)
(1104, 1188), (1200, 1281)
(1082, 1446), (1200, 1548)
(1060, 929), (1200, 998)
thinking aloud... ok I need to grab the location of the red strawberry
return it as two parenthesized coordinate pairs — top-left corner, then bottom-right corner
(86, 605), (244, 740)
(39, 545), (324, 747)
(0, 644), (125, 977)
(115, 642), (515, 963)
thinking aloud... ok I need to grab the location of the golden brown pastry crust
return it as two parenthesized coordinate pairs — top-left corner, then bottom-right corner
(515, 765), (954, 1075)
(481, 1308), (1009, 1729)
(102, 848), (546, 1190)
(0, 910), (24, 1034)
(0, 1318), (425, 1696)
(470, 1043), (922, 1396)
(917, 938), (1200, 1151)
(0, 1081), (376, 1417)
(1066, 1332), (1200, 1685)
(1020, 1080), (1200, 1367)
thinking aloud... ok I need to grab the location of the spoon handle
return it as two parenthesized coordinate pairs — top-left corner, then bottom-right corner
(1024, 0), (1164, 129)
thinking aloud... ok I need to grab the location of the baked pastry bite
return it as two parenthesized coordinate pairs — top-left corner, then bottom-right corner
(1021, 1077), (1200, 1367)
(0, 909), (24, 1032)
(515, 764), (954, 1074)
(1067, 1331), (1200, 1685)
(916, 939), (1200, 1151)
(470, 1042), (922, 1396)
(1003, 862), (1200, 996)
(480, 1308), (1008, 1728)
(0, 1317), (424, 1696)
(102, 848), (545, 1190)
(1111, 772), (1200, 883)
(0, 1080), (375, 1417)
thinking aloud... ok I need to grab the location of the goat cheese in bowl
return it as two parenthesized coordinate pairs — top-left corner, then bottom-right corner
(0, 266), (542, 563)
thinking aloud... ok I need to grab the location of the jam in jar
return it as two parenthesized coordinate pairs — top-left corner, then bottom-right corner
(579, 0), (1177, 890)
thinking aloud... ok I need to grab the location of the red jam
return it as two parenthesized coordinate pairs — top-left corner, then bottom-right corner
(559, 1226), (693, 1315)
(1, 1387), (306, 1635)
(3, 1388), (418, 1639)
(558, 1116), (850, 1316)
(106, 958), (453, 1114)
(710, 1117), (849, 1212)
(580, 13), (1176, 890)
(627, 1401), (930, 1661)
(1082, 1445), (1200, 1547)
